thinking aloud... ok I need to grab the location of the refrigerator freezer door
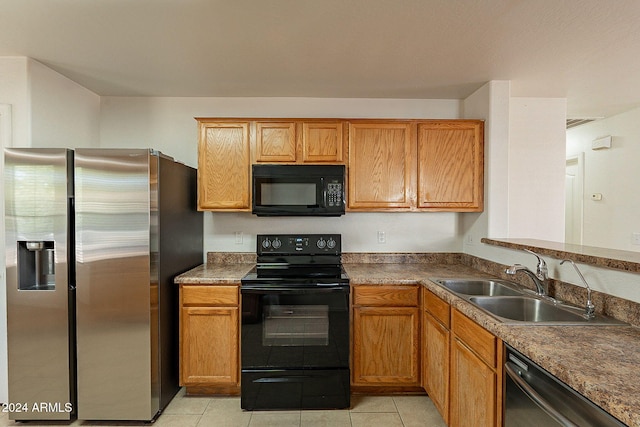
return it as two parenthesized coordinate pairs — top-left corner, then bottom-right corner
(74, 149), (157, 420)
(4, 148), (74, 420)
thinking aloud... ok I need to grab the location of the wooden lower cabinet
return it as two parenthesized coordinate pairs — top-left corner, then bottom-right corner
(422, 289), (450, 423)
(449, 308), (503, 427)
(179, 284), (240, 395)
(422, 289), (503, 427)
(450, 338), (496, 426)
(351, 285), (421, 391)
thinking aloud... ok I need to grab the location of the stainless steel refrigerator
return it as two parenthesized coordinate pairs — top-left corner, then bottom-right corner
(4, 148), (203, 421)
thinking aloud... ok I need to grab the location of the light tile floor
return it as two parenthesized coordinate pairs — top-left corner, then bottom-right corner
(0, 390), (447, 427)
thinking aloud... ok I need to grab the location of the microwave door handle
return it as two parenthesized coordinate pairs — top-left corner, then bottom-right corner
(321, 177), (327, 207)
(505, 362), (579, 427)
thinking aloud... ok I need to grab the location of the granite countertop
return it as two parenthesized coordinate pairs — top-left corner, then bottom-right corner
(174, 263), (253, 284)
(176, 261), (640, 426)
(482, 237), (640, 274)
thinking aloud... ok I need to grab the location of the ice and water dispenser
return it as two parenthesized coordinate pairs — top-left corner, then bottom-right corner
(18, 240), (56, 290)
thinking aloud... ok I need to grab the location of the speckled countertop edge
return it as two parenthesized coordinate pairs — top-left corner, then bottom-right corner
(482, 237), (640, 274)
(174, 263), (253, 284)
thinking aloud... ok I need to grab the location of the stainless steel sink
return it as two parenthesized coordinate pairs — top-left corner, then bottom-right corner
(468, 296), (626, 325)
(430, 277), (627, 326)
(433, 278), (524, 296)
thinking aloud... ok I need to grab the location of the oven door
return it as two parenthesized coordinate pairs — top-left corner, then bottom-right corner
(241, 285), (349, 369)
(241, 285), (350, 410)
(241, 286), (350, 370)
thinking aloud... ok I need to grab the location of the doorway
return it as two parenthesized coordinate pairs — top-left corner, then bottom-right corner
(565, 154), (584, 245)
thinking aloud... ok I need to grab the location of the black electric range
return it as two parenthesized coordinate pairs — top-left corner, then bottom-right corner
(240, 234), (350, 410)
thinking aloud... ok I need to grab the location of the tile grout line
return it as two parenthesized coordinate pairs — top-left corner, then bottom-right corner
(391, 396), (406, 427)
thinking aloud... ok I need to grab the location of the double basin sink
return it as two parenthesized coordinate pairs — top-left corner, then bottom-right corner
(431, 278), (626, 325)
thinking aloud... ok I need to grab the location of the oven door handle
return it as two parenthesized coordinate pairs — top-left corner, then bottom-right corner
(256, 263), (290, 268)
(253, 374), (324, 383)
(505, 362), (579, 427)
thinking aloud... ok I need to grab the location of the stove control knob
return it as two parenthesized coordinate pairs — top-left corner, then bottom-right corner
(316, 238), (326, 249)
(272, 238), (282, 249)
(327, 237), (336, 249)
(261, 238), (271, 249)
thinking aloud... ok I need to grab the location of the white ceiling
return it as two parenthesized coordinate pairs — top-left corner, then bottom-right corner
(2, 0), (640, 118)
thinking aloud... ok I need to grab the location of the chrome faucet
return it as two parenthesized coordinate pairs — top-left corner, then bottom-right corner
(505, 249), (549, 296)
(560, 259), (596, 319)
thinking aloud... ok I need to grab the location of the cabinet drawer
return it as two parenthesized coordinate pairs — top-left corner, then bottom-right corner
(423, 289), (450, 328)
(182, 285), (239, 306)
(452, 309), (496, 368)
(353, 285), (419, 307)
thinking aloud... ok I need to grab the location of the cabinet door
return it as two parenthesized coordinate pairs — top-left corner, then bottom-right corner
(255, 121), (296, 162)
(423, 311), (450, 423)
(197, 121), (250, 210)
(302, 122), (344, 163)
(181, 306), (239, 386)
(417, 120), (484, 211)
(450, 337), (496, 427)
(352, 306), (420, 385)
(348, 122), (415, 210)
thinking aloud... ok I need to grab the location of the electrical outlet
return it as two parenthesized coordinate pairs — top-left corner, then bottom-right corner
(377, 231), (386, 244)
(466, 234), (474, 245)
(632, 232), (640, 246)
(235, 231), (243, 244)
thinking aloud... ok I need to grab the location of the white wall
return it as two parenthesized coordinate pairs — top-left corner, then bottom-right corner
(462, 81), (511, 257)
(29, 60), (101, 148)
(567, 107), (640, 252)
(507, 98), (567, 241)
(0, 58), (101, 149)
(0, 57), (29, 148)
(99, 96), (466, 253)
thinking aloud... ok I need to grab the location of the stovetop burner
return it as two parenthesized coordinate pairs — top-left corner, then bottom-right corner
(241, 234), (348, 287)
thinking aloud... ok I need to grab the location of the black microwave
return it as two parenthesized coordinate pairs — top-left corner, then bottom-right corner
(252, 164), (345, 216)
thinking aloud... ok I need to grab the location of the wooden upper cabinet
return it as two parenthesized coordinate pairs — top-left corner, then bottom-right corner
(255, 121), (297, 162)
(417, 120), (484, 211)
(348, 122), (415, 210)
(302, 122), (344, 163)
(195, 117), (483, 212)
(255, 120), (345, 164)
(197, 120), (250, 211)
